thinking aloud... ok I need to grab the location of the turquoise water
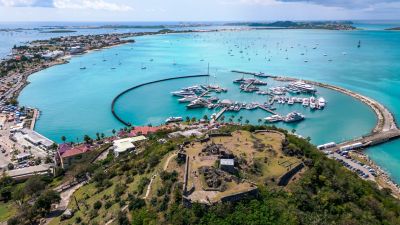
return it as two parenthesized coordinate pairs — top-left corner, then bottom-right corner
(18, 28), (400, 183)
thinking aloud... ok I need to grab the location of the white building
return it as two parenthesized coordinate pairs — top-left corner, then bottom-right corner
(113, 135), (147, 156)
(20, 128), (55, 150)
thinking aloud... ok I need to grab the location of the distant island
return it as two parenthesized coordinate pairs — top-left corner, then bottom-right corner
(385, 27), (400, 30)
(40, 29), (77, 33)
(225, 21), (356, 30)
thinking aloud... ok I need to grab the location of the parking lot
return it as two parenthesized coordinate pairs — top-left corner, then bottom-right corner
(324, 150), (376, 181)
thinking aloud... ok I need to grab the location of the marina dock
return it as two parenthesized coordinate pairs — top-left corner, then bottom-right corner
(211, 107), (228, 123)
(258, 105), (278, 115)
(199, 90), (210, 98)
(30, 108), (39, 130)
(231, 70), (271, 78)
(274, 76), (400, 150)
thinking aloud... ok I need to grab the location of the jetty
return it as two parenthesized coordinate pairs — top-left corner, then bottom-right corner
(273, 76), (400, 150)
(111, 74), (210, 126)
(231, 70), (270, 78)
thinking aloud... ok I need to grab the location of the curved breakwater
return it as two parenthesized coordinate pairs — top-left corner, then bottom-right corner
(111, 74), (210, 126)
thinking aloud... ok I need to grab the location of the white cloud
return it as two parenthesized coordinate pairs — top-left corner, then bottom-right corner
(53, 0), (132, 11)
(219, 0), (279, 5)
(0, 0), (133, 11)
(0, 0), (35, 7)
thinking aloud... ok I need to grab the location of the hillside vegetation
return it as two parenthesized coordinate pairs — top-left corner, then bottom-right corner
(2, 125), (400, 225)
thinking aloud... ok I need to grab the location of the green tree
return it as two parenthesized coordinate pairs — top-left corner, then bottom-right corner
(24, 176), (45, 197)
(33, 190), (61, 216)
(83, 135), (92, 144)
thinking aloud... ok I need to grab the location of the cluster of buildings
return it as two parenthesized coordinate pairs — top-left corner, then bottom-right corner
(55, 126), (160, 169)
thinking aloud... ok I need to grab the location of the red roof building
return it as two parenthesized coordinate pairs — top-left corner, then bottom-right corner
(58, 144), (92, 169)
(130, 126), (160, 136)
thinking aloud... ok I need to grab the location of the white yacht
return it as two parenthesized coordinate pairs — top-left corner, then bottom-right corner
(318, 97), (326, 108)
(285, 112), (305, 123)
(288, 81), (317, 93)
(171, 90), (195, 97)
(178, 95), (198, 103)
(165, 117), (183, 124)
(302, 98), (310, 107)
(265, 115), (283, 123)
(309, 97), (316, 109)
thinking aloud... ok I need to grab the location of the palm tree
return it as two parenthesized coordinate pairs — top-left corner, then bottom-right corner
(112, 129), (116, 136)
(203, 115), (209, 121)
(191, 117), (197, 123)
(258, 118), (262, 125)
(237, 118), (242, 124)
(186, 116), (190, 123)
(101, 133), (105, 139)
(83, 135), (92, 144)
(96, 132), (100, 141)
(220, 115), (225, 123)
(245, 119), (250, 125)
(229, 118), (233, 123)
(291, 129), (296, 134)
(61, 136), (66, 143)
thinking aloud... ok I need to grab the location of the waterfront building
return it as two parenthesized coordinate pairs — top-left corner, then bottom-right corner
(20, 128), (55, 150)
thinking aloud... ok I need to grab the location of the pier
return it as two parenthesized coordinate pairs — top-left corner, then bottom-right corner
(257, 105), (278, 115)
(199, 90), (210, 98)
(30, 108), (39, 130)
(211, 107), (228, 123)
(111, 74), (210, 126)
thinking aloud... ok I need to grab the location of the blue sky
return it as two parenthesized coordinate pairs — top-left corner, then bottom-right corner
(0, 0), (399, 21)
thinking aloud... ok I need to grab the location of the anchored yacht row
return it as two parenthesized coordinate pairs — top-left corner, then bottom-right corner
(272, 96), (326, 110)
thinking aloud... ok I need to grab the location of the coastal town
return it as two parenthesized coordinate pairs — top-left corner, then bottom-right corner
(0, 21), (400, 224)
